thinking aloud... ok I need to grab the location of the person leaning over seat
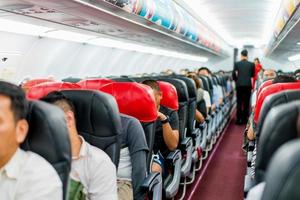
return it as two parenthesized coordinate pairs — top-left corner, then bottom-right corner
(41, 91), (118, 200)
(0, 81), (62, 200)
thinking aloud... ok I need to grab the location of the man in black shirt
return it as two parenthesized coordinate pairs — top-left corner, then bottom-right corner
(141, 80), (179, 177)
(232, 49), (255, 124)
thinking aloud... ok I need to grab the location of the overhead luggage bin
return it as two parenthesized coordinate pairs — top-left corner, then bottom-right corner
(0, 0), (230, 59)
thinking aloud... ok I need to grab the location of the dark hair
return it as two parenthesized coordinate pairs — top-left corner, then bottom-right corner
(241, 49), (248, 57)
(40, 91), (75, 113)
(198, 67), (211, 75)
(141, 79), (160, 92)
(187, 74), (201, 89)
(272, 75), (297, 84)
(294, 69), (300, 76)
(0, 81), (28, 121)
(254, 58), (260, 63)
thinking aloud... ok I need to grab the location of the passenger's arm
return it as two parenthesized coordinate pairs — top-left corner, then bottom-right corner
(158, 112), (179, 151)
(195, 109), (205, 123)
(131, 150), (148, 200)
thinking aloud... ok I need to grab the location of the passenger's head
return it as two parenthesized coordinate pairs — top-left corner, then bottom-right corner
(0, 81), (29, 167)
(164, 69), (175, 75)
(141, 80), (162, 109)
(294, 69), (300, 80)
(254, 58), (260, 65)
(272, 75), (297, 84)
(198, 67), (211, 76)
(187, 74), (201, 89)
(41, 91), (76, 134)
(263, 69), (277, 80)
(241, 49), (248, 60)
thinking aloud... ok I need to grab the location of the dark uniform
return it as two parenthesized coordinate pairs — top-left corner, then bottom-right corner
(233, 59), (255, 124)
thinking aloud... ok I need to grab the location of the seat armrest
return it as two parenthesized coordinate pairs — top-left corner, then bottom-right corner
(141, 172), (162, 200)
(180, 137), (193, 177)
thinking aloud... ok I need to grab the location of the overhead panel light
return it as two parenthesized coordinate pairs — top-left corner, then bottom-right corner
(288, 54), (300, 61)
(0, 19), (52, 36)
(41, 30), (95, 43)
(297, 42), (300, 45)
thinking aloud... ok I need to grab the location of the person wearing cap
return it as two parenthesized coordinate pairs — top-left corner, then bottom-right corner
(232, 49), (255, 125)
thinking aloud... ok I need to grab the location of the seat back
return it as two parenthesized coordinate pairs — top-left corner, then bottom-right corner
(254, 82), (300, 123)
(21, 101), (71, 199)
(256, 80), (273, 100)
(77, 78), (114, 90)
(21, 78), (54, 90)
(99, 82), (157, 168)
(255, 101), (300, 183)
(158, 81), (179, 111)
(61, 77), (82, 83)
(60, 90), (122, 167)
(257, 90), (300, 136)
(261, 139), (300, 200)
(26, 82), (81, 100)
(157, 77), (189, 139)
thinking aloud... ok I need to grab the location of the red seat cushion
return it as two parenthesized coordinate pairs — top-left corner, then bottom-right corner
(77, 78), (114, 90)
(158, 81), (179, 111)
(27, 82), (81, 100)
(254, 82), (300, 123)
(100, 82), (157, 122)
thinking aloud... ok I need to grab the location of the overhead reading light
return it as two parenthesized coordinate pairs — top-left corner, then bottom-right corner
(0, 19), (208, 63)
(288, 54), (300, 61)
(297, 42), (300, 45)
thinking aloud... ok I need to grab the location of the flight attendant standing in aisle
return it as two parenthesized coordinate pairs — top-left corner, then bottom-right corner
(232, 50), (255, 125)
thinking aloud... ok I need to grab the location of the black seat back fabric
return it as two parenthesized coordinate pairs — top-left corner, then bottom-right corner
(21, 101), (71, 199)
(158, 77), (189, 140)
(257, 90), (300, 137)
(255, 101), (300, 183)
(141, 122), (156, 170)
(262, 139), (300, 200)
(61, 77), (82, 83)
(61, 90), (122, 167)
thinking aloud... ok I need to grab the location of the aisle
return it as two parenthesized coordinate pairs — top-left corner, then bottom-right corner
(187, 116), (247, 200)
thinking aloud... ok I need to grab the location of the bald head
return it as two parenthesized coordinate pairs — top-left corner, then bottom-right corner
(263, 69), (276, 80)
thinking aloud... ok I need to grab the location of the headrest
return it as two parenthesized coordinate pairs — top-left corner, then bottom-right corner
(255, 101), (300, 183)
(61, 77), (82, 83)
(100, 82), (158, 123)
(60, 90), (122, 166)
(21, 101), (71, 196)
(261, 139), (300, 200)
(254, 82), (300, 123)
(21, 79), (54, 90)
(26, 82), (81, 100)
(256, 80), (273, 100)
(257, 90), (300, 136)
(77, 78), (115, 90)
(158, 81), (179, 111)
(158, 78), (189, 102)
(173, 76), (197, 99)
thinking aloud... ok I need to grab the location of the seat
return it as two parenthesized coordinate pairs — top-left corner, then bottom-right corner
(21, 101), (71, 200)
(99, 82), (163, 200)
(261, 139), (300, 200)
(77, 78), (114, 90)
(255, 101), (300, 184)
(257, 90), (300, 137)
(254, 82), (300, 124)
(61, 77), (82, 83)
(256, 80), (273, 101)
(21, 78), (54, 90)
(26, 82), (81, 100)
(60, 90), (122, 167)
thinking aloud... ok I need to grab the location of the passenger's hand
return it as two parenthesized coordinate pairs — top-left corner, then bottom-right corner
(157, 112), (167, 121)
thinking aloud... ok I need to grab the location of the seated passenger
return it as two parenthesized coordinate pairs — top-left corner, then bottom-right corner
(187, 74), (206, 122)
(141, 80), (179, 177)
(0, 81), (62, 200)
(198, 67), (223, 109)
(41, 91), (117, 200)
(118, 114), (149, 200)
(295, 69), (300, 80)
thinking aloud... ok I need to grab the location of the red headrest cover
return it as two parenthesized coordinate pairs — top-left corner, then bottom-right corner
(100, 82), (157, 122)
(254, 82), (300, 123)
(158, 81), (179, 111)
(256, 80), (273, 101)
(22, 79), (54, 90)
(27, 82), (81, 100)
(77, 78), (114, 90)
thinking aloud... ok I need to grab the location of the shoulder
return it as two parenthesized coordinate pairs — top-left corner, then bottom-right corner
(22, 151), (62, 188)
(120, 114), (141, 128)
(160, 105), (175, 115)
(86, 142), (114, 164)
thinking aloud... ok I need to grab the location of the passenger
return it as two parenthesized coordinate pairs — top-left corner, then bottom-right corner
(141, 80), (179, 177)
(0, 81), (62, 200)
(198, 67), (223, 109)
(253, 58), (263, 88)
(232, 49), (255, 125)
(295, 69), (300, 80)
(118, 114), (149, 200)
(41, 91), (117, 200)
(187, 74), (206, 122)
